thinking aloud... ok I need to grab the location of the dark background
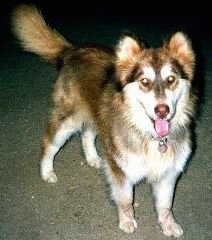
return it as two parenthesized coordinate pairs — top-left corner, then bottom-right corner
(1, 0), (211, 37)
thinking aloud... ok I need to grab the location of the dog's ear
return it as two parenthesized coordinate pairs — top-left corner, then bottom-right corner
(115, 35), (144, 84)
(116, 35), (143, 63)
(165, 32), (196, 80)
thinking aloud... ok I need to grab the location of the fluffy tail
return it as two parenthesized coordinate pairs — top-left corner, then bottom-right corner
(11, 4), (73, 66)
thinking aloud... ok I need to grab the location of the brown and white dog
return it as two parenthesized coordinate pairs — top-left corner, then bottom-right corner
(11, 4), (196, 237)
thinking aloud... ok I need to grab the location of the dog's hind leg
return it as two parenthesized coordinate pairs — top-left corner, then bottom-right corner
(40, 116), (82, 183)
(81, 127), (102, 168)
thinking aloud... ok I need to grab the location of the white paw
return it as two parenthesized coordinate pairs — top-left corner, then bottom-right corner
(162, 222), (183, 238)
(42, 171), (57, 183)
(119, 219), (137, 233)
(161, 220), (183, 237)
(86, 157), (102, 169)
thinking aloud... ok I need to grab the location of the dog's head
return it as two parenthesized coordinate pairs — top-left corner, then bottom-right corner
(115, 32), (196, 136)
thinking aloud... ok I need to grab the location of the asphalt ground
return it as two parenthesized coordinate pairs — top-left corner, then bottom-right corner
(1, 2), (211, 240)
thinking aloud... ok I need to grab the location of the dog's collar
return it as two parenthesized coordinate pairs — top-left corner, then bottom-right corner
(151, 135), (168, 153)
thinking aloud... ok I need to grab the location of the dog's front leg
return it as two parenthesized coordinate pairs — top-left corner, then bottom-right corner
(152, 171), (183, 238)
(111, 180), (137, 233)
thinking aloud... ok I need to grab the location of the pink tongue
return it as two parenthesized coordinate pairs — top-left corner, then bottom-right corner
(155, 119), (169, 137)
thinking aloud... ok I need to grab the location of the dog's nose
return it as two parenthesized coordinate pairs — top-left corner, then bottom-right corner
(154, 104), (169, 119)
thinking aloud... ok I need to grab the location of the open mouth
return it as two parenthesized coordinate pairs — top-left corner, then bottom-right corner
(154, 119), (170, 137)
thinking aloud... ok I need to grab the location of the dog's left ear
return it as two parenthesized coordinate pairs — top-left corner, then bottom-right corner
(115, 35), (144, 84)
(165, 32), (196, 80)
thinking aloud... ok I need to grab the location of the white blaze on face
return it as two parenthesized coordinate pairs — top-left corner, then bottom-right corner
(160, 65), (172, 80)
(143, 66), (156, 80)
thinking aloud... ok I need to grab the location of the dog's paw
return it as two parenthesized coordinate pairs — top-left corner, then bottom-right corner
(42, 171), (57, 183)
(119, 219), (137, 234)
(162, 222), (183, 238)
(160, 218), (183, 238)
(86, 157), (102, 169)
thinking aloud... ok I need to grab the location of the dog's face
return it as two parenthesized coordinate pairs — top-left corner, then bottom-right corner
(115, 32), (195, 136)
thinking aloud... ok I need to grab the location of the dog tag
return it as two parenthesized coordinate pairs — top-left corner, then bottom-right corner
(158, 140), (168, 153)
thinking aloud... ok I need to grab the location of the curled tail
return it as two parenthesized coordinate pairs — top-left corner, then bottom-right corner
(11, 4), (73, 66)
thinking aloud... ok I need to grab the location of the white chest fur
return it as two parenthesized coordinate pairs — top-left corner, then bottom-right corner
(117, 140), (190, 184)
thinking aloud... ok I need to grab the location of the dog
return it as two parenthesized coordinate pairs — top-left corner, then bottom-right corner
(11, 4), (197, 237)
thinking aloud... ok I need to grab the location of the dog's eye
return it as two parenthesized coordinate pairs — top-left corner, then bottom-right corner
(139, 78), (151, 87)
(166, 75), (176, 85)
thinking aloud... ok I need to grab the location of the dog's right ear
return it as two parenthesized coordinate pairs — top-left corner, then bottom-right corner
(115, 35), (145, 84)
(116, 35), (143, 64)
